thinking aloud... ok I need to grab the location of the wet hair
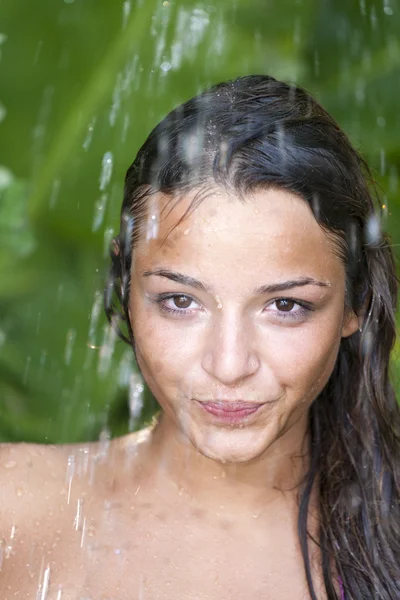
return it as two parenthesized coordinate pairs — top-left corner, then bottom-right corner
(105, 74), (400, 599)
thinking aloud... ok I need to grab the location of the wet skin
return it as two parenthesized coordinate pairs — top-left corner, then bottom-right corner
(0, 188), (358, 599)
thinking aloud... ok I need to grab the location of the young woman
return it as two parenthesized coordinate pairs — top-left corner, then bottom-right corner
(1, 74), (399, 599)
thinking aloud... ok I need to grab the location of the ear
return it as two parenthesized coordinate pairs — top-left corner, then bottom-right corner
(341, 307), (360, 338)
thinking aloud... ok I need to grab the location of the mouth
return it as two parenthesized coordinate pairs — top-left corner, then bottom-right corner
(194, 400), (271, 424)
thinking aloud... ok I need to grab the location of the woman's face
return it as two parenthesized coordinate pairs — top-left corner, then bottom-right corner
(129, 187), (358, 463)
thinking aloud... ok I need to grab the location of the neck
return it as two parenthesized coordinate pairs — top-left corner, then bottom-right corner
(147, 411), (311, 512)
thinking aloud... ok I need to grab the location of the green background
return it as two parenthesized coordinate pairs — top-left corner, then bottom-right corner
(0, 0), (399, 442)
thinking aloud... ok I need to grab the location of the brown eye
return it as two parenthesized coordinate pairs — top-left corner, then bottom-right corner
(174, 295), (192, 309)
(276, 299), (295, 312)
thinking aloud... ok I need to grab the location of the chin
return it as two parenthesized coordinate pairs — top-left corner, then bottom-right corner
(190, 428), (268, 464)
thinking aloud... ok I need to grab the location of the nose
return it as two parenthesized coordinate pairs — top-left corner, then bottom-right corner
(201, 311), (260, 387)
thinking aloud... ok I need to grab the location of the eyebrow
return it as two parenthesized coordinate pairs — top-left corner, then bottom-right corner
(142, 269), (332, 294)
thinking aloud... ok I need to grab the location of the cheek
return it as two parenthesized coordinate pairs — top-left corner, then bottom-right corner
(132, 305), (195, 386)
(269, 320), (342, 398)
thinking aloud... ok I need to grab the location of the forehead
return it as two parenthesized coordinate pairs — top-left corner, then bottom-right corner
(133, 187), (344, 283)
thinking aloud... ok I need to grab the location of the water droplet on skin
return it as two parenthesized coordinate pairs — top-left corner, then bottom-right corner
(66, 454), (75, 504)
(37, 564), (51, 600)
(146, 207), (159, 241)
(215, 295), (223, 310)
(183, 228), (190, 235)
(16, 487), (23, 497)
(74, 498), (83, 531)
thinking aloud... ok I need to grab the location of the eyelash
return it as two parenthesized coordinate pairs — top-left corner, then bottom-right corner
(153, 293), (314, 321)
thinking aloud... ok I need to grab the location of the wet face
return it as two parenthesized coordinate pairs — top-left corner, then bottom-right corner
(129, 188), (358, 463)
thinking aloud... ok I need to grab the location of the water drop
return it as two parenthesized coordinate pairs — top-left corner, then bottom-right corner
(0, 329), (6, 348)
(383, 0), (393, 15)
(99, 151), (113, 191)
(103, 227), (114, 258)
(86, 290), (102, 352)
(74, 497), (83, 531)
(0, 102), (6, 123)
(109, 73), (122, 127)
(37, 564), (51, 600)
(98, 322), (117, 376)
(23, 356), (31, 385)
(64, 329), (76, 366)
(128, 373), (145, 431)
(49, 178), (61, 209)
(160, 61), (171, 72)
(66, 454), (75, 504)
(365, 212), (381, 245)
(146, 209), (159, 241)
(82, 117), (96, 151)
(92, 193), (108, 231)
(122, 1), (131, 28)
(0, 165), (13, 190)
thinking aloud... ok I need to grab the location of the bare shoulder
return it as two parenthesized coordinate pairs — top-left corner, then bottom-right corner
(0, 428), (156, 598)
(0, 425), (155, 521)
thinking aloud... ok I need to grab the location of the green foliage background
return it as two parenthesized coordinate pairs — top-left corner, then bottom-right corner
(0, 0), (399, 442)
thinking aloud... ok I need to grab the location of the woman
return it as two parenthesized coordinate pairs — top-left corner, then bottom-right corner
(1, 74), (399, 599)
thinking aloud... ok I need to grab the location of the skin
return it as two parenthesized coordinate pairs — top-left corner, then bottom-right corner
(0, 187), (359, 599)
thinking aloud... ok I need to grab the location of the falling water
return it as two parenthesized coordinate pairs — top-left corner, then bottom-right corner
(1, 1), (400, 597)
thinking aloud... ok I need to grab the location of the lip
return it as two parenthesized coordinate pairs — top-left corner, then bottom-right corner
(195, 400), (269, 424)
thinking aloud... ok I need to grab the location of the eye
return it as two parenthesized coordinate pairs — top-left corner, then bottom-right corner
(170, 295), (193, 309)
(265, 297), (314, 321)
(154, 293), (201, 316)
